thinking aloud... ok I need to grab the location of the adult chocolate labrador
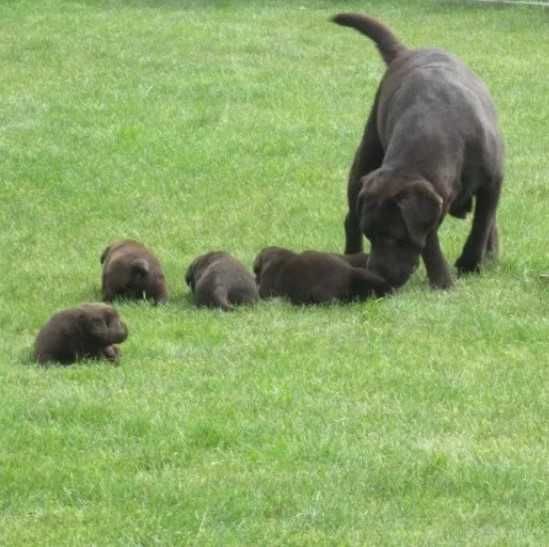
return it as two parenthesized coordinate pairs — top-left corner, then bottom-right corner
(332, 13), (504, 289)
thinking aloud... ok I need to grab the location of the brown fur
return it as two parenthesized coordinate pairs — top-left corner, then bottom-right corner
(101, 240), (168, 304)
(333, 13), (504, 289)
(253, 247), (390, 305)
(34, 303), (128, 365)
(331, 251), (370, 269)
(185, 251), (259, 311)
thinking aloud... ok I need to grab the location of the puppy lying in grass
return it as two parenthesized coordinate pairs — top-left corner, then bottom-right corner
(34, 303), (128, 365)
(253, 247), (390, 305)
(330, 251), (370, 269)
(185, 251), (259, 311)
(101, 239), (168, 304)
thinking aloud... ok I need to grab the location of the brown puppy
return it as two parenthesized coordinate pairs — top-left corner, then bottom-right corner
(332, 13), (504, 289)
(101, 240), (168, 304)
(253, 248), (370, 290)
(185, 251), (259, 311)
(253, 247), (390, 305)
(331, 251), (370, 269)
(34, 303), (128, 365)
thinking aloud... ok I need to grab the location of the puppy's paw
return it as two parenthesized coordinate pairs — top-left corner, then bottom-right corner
(455, 255), (481, 276)
(103, 345), (121, 363)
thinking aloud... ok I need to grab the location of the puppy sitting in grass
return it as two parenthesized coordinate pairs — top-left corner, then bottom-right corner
(101, 239), (168, 304)
(185, 251), (259, 311)
(34, 303), (128, 365)
(253, 247), (391, 305)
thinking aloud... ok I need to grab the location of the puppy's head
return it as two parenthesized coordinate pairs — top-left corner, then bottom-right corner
(185, 251), (228, 291)
(78, 304), (128, 345)
(357, 172), (443, 288)
(253, 247), (295, 285)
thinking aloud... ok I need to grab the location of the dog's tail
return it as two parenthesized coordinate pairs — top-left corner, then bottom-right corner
(331, 13), (406, 66)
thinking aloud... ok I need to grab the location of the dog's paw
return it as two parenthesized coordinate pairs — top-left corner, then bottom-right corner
(426, 264), (454, 289)
(103, 345), (121, 362)
(455, 255), (481, 276)
(429, 275), (453, 290)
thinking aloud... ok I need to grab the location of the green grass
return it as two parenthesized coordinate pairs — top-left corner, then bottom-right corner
(1, 0), (549, 544)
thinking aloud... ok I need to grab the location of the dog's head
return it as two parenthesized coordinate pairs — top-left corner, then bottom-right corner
(78, 304), (128, 346)
(253, 247), (295, 286)
(357, 172), (443, 288)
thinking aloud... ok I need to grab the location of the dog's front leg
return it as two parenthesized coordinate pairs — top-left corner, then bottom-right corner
(344, 107), (384, 254)
(455, 182), (501, 274)
(422, 231), (453, 289)
(344, 210), (363, 253)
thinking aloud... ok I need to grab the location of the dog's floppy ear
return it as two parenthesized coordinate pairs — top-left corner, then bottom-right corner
(130, 258), (149, 279)
(357, 171), (384, 213)
(396, 181), (443, 249)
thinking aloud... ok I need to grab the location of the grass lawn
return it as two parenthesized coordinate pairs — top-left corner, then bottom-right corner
(1, 0), (549, 544)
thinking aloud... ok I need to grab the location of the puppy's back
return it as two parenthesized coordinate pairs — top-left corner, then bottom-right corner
(192, 253), (258, 310)
(34, 308), (80, 364)
(290, 252), (355, 304)
(269, 251), (388, 304)
(101, 240), (167, 303)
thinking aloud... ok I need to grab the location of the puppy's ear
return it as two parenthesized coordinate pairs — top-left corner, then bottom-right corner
(130, 258), (149, 280)
(396, 181), (443, 249)
(100, 245), (111, 264)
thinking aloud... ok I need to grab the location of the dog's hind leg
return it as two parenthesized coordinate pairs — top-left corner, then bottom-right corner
(345, 101), (384, 254)
(455, 178), (501, 274)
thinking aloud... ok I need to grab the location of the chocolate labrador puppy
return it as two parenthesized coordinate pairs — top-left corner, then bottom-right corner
(101, 240), (168, 304)
(253, 247), (390, 304)
(185, 251), (259, 311)
(331, 251), (370, 269)
(332, 13), (504, 289)
(34, 303), (128, 365)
